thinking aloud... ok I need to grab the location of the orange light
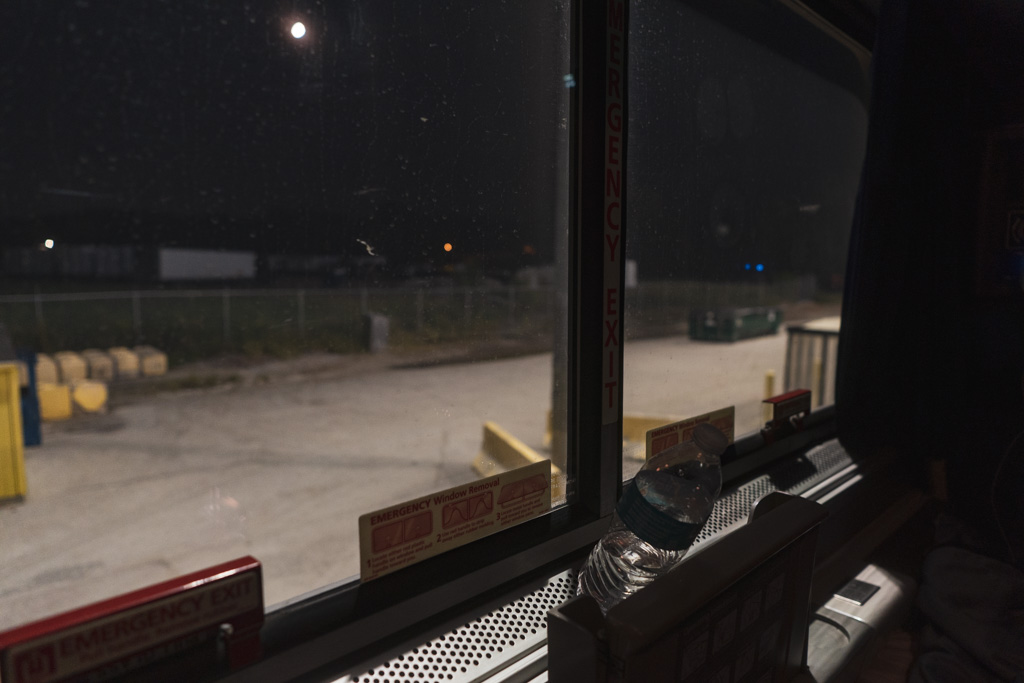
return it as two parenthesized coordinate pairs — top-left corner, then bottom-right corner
(443, 242), (453, 252)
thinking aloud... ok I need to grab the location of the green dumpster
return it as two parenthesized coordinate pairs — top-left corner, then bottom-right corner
(688, 307), (782, 342)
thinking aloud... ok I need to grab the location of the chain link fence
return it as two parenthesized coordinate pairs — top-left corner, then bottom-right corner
(0, 278), (815, 363)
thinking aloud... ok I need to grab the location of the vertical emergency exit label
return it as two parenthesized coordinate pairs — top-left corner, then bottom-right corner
(603, 0), (626, 425)
(358, 460), (551, 582)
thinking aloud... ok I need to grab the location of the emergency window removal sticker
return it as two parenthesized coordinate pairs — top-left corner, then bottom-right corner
(645, 406), (735, 459)
(358, 460), (551, 582)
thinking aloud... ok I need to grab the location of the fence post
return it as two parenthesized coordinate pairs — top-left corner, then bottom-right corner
(507, 286), (516, 330)
(132, 291), (143, 343)
(297, 289), (306, 339)
(416, 289), (425, 332)
(812, 357), (823, 408)
(34, 291), (44, 341)
(222, 289), (231, 348)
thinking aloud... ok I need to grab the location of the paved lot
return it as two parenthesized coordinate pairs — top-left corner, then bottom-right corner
(0, 331), (797, 630)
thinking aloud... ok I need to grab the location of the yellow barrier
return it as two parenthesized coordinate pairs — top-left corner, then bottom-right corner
(36, 354), (59, 385)
(71, 379), (109, 413)
(135, 346), (168, 377)
(621, 415), (680, 445)
(54, 351), (88, 383)
(38, 382), (73, 421)
(108, 347), (140, 379)
(82, 349), (116, 381)
(0, 364), (27, 501)
(472, 421), (565, 501)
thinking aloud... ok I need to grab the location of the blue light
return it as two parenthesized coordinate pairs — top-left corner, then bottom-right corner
(756, 264), (764, 272)
(744, 263), (751, 270)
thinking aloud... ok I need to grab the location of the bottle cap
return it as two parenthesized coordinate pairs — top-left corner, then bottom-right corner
(692, 422), (728, 456)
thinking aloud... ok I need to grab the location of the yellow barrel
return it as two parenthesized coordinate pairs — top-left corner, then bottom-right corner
(0, 364), (27, 501)
(70, 379), (109, 413)
(38, 382), (73, 421)
(54, 351), (88, 383)
(135, 346), (168, 377)
(81, 349), (116, 381)
(36, 354), (59, 385)
(108, 347), (140, 379)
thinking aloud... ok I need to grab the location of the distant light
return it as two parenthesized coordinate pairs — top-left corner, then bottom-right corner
(756, 263), (764, 272)
(744, 263), (751, 270)
(443, 242), (453, 252)
(44, 239), (54, 249)
(290, 22), (306, 39)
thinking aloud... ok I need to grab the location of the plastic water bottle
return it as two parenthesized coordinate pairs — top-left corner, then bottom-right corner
(577, 422), (728, 612)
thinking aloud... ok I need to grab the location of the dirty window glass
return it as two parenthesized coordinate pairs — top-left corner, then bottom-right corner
(0, 0), (569, 628)
(622, 0), (867, 474)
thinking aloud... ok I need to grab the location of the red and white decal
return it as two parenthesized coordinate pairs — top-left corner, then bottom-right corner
(359, 461), (551, 582)
(764, 389), (812, 422)
(0, 557), (263, 683)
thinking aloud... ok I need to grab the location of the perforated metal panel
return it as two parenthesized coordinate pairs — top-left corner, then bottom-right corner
(337, 572), (577, 683)
(335, 439), (853, 683)
(697, 438), (853, 543)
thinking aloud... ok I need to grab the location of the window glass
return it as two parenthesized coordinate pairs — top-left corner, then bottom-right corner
(623, 0), (868, 475)
(0, 0), (569, 629)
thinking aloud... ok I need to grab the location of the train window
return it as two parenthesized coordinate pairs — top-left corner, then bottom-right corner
(0, 0), (572, 632)
(0, 0), (882, 679)
(622, 0), (869, 474)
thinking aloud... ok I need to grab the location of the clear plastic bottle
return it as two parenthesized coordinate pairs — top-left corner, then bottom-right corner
(577, 422), (728, 612)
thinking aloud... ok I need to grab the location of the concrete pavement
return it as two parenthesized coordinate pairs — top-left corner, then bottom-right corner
(0, 331), (794, 630)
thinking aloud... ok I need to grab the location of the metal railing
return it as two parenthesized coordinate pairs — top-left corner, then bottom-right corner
(784, 319), (841, 408)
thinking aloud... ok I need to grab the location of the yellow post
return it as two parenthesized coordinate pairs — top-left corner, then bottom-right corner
(0, 363), (27, 501)
(763, 369), (775, 423)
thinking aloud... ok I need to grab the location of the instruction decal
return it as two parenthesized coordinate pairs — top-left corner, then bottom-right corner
(359, 460), (551, 582)
(646, 406), (735, 459)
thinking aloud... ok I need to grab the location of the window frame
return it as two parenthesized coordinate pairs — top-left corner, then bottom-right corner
(222, 3), (628, 680)
(214, 0), (874, 680)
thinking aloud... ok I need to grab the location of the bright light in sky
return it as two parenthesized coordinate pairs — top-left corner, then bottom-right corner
(290, 22), (306, 39)
(44, 239), (54, 249)
(443, 242), (453, 252)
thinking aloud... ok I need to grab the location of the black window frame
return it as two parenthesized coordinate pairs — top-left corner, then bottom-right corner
(214, 1), (875, 680)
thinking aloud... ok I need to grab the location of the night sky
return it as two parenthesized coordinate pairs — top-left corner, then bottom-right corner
(1, 0), (569, 273)
(2, 0), (867, 284)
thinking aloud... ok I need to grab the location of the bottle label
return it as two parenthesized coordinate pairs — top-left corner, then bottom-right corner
(616, 482), (704, 550)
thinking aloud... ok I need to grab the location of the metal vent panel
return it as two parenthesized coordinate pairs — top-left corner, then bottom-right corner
(336, 571), (577, 683)
(696, 438), (853, 544)
(335, 439), (853, 683)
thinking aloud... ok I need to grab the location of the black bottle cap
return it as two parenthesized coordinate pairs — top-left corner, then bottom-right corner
(692, 422), (728, 456)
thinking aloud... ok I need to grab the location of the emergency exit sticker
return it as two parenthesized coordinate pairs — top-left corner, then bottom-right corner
(645, 406), (735, 459)
(358, 460), (551, 582)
